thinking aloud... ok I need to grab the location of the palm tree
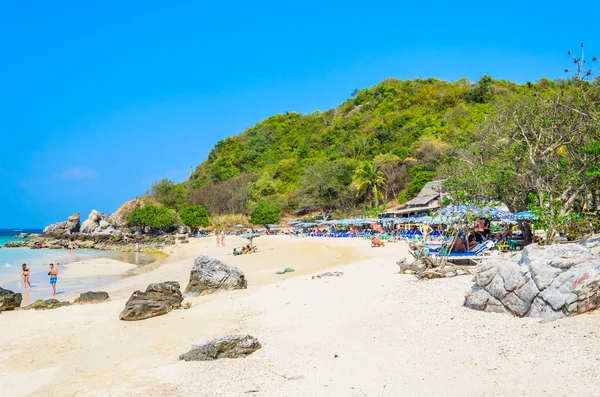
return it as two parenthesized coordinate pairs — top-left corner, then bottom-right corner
(353, 161), (388, 207)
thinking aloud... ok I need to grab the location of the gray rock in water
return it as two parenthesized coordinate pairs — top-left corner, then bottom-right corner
(312, 271), (344, 279)
(119, 281), (183, 321)
(0, 287), (23, 311)
(21, 299), (71, 311)
(185, 254), (247, 296)
(74, 291), (110, 304)
(464, 243), (600, 321)
(179, 335), (261, 361)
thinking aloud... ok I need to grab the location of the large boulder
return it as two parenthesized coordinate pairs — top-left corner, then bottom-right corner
(119, 281), (183, 321)
(185, 254), (247, 296)
(80, 210), (118, 235)
(43, 212), (81, 236)
(20, 299), (71, 310)
(0, 287), (23, 311)
(179, 335), (261, 361)
(464, 243), (600, 321)
(74, 291), (110, 304)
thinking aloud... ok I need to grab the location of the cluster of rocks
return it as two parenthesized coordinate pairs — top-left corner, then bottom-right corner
(80, 210), (119, 235)
(43, 213), (81, 236)
(464, 243), (600, 321)
(0, 290), (110, 312)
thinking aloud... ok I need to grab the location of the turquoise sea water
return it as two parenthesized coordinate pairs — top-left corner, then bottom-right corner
(0, 229), (157, 302)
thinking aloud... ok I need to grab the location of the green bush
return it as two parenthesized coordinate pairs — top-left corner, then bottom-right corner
(250, 200), (281, 226)
(178, 205), (210, 231)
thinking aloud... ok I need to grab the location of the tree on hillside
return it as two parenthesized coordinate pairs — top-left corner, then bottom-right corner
(147, 179), (189, 211)
(178, 205), (210, 232)
(443, 47), (600, 241)
(189, 173), (258, 214)
(126, 205), (178, 234)
(250, 200), (280, 227)
(397, 165), (436, 203)
(353, 162), (387, 207)
(373, 153), (408, 200)
(297, 160), (356, 220)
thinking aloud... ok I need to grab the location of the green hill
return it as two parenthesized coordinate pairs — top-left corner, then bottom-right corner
(148, 76), (539, 218)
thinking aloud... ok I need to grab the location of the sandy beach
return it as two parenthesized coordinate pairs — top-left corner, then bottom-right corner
(1, 236), (600, 397)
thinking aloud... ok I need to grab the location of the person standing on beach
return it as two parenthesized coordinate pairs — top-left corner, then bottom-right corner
(48, 263), (58, 296)
(22, 263), (31, 289)
(216, 231), (221, 247)
(220, 232), (226, 247)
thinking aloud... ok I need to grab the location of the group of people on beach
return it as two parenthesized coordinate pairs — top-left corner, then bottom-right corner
(20, 262), (59, 296)
(216, 231), (226, 247)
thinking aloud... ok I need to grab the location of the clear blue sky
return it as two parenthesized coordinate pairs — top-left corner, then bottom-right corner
(1, 0), (598, 228)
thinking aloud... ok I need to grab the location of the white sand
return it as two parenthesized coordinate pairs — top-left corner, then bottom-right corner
(1, 236), (599, 396)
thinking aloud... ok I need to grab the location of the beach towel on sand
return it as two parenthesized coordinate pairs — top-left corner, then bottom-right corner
(276, 267), (295, 275)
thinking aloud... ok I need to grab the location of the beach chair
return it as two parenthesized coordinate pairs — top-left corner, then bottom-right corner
(431, 241), (496, 265)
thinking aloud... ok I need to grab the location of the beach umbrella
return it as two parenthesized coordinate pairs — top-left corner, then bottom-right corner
(515, 211), (537, 221)
(241, 232), (261, 242)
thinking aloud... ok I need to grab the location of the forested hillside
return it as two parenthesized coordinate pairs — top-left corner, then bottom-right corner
(146, 76), (553, 219)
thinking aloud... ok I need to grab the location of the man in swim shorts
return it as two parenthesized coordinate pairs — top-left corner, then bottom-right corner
(48, 263), (58, 296)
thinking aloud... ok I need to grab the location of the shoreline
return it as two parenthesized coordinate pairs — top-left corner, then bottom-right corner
(0, 248), (163, 303)
(2, 236), (600, 396)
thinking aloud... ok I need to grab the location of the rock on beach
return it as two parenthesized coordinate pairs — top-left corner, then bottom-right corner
(185, 254), (247, 296)
(20, 299), (71, 311)
(0, 287), (23, 311)
(74, 291), (110, 304)
(464, 243), (600, 321)
(179, 335), (261, 361)
(119, 281), (183, 321)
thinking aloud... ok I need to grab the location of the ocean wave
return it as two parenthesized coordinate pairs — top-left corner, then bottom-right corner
(3, 263), (12, 268)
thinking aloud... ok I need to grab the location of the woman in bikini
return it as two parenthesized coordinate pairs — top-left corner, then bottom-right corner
(22, 263), (31, 289)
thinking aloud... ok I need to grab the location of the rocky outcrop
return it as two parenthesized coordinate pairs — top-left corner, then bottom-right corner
(185, 254), (247, 296)
(119, 281), (183, 321)
(74, 291), (110, 304)
(0, 287), (22, 311)
(43, 213), (81, 236)
(80, 210), (119, 235)
(179, 335), (261, 361)
(464, 243), (600, 321)
(20, 299), (71, 310)
(108, 197), (159, 228)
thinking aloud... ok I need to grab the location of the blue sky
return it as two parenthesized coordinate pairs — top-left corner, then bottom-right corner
(0, 1), (598, 227)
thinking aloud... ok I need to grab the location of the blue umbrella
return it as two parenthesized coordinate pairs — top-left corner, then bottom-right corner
(515, 211), (537, 221)
(241, 233), (261, 239)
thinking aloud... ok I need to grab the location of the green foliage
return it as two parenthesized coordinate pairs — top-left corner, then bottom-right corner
(250, 200), (281, 226)
(178, 205), (210, 230)
(397, 166), (435, 203)
(126, 205), (178, 232)
(148, 76), (549, 217)
(297, 160), (357, 219)
(466, 75), (494, 104)
(147, 179), (189, 211)
(353, 162), (387, 206)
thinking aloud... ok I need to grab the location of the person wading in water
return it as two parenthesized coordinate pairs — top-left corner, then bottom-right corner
(48, 263), (58, 296)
